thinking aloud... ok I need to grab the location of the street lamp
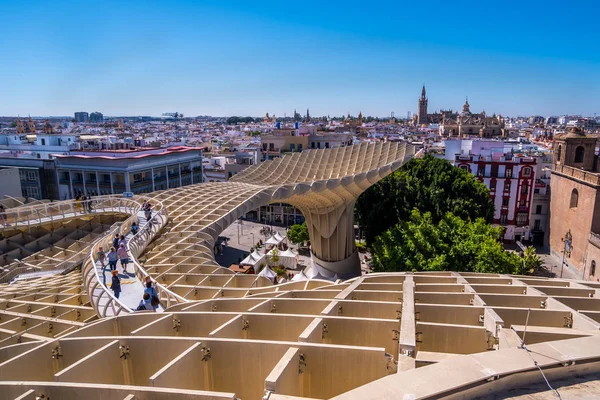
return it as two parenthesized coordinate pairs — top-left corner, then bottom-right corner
(560, 230), (572, 278)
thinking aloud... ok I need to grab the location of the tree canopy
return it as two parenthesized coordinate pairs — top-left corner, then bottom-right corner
(355, 155), (494, 246)
(287, 222), (309, 245)
(372, 210), (521, 274)
(226, 116), (256, 124)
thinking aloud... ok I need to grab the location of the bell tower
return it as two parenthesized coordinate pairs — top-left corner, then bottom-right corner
(417, 85), (428, 125)
(553, 127), (598, 171)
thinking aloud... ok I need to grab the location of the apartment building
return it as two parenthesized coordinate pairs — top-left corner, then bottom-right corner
(446, 139), (537, 243)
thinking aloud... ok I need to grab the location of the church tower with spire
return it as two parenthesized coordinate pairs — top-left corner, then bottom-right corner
(417, 85), (428, 125)
(462, 97), (471, 115)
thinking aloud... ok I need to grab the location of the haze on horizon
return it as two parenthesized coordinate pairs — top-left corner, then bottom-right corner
(1, 0), (599, 118)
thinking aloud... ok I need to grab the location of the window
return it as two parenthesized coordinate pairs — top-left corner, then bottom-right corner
(269, 143), (274, 151)
(477, 168), (484, 177)
(504, 182), (511, 191)
(325, 142), (330, 148)
(502, 198), (509, 207)
(534, 219), (541, 231)
(557, 145), (562, 162)
(491, 165), (499, 177)
(290, 144), (295, 151)
(570, 189), (579, 208)
(575, 146), (585, 163)
(505, 168), (512, 178)
(536, 205), (542, 214)
(519, 199), (526, 207)
(459, 165), (469, 171)
(297, 144), (302, 151)
(521, 183), (529, 195)
(41, 138), (46, 145)
(516, 213), (528, 226)
(311, 142), (315, 149)
(500, 214), (507, 225)
(534, 188), (540, 194)
(522, 167), (531, 177)
(591, 261), (596, 277)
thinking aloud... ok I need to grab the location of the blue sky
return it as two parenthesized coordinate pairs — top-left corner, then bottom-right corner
(1, 0), (599, 117)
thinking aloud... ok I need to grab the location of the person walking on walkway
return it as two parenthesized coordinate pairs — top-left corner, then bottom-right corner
(111, 270), (121, 299)
(97, 246), (107, 284)
(113, 234), (120, 250)
(144, 278), (159, 310)
(74, 195), (83, 214)
(117, 244), (130, 275)
(86, 195), (93, 213)
(107, 247), (118, 271)
(131, 222), (139, 235)
(118, 235), (127, 251)
(136, 293), (154, 311)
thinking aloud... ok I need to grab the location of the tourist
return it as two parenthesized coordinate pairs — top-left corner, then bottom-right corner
(86, 194), (93, 213)
(107, 247), (118, 271)
(97, 246), (107, 283)
(131, 222), (139, 235)
(118, 235), (127, 250)
(117, 244), (129, 275)
(113, 234), (120, 250)
(144, 207), (152, 222)
(144, 279), (159, 310)
(81, 195), (88, 213)
(111, 270), (121, 299)
(136, 293), (153, 311)
(74, 195), (82, 213)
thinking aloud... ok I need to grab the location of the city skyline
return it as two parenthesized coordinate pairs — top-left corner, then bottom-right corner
(1, 0), (599, 117)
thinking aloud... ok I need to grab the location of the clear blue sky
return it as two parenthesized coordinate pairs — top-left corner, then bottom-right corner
(2, 0), (599, 118)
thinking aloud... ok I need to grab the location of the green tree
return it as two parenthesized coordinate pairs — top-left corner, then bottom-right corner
(356, 155), (494, 246)
(269, 248), (280, 267)
(372, 210), (520, 274)
(287, 222), (309, 246)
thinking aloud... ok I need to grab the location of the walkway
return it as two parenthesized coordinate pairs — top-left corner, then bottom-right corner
(97, 209), (163, 312)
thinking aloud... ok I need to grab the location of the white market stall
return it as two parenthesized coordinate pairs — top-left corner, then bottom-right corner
(266, 247), (297, 269)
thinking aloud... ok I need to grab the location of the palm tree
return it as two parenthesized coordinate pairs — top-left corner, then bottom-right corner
(523, 246), (544, 275)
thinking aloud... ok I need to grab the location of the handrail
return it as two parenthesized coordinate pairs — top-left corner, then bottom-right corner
(1, 194), (184, 316)
(0, 196), (139, 283)
(82, 197), (143, 317)
(1, 195), (133, 228)
(125, 206), (188, 308)
(83, 196), (186, 317)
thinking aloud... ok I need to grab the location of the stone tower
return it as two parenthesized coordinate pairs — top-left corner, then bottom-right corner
(553, 127), (597, 171)
(16, 119), (24, 134)
(462, 97), (471, 114)
(417, 85), (428, 125)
